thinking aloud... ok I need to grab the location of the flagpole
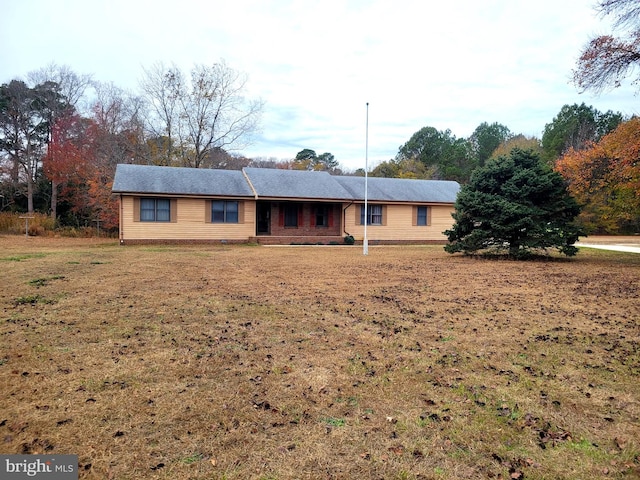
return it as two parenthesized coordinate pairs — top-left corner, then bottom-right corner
(363, 102), (369, 256)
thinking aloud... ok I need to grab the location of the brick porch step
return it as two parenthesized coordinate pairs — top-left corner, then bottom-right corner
(249, 235), (348, 245)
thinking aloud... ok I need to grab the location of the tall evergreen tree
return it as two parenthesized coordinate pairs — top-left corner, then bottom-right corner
(397, 126), (475, 182)
(444, 149), (582, 258)
(541, 103), (623, 164)
(469, 122), (512, 167)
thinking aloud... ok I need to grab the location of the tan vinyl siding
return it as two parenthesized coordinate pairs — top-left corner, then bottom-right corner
(121, 196), (255, 241)
(345, 203), (454, 241)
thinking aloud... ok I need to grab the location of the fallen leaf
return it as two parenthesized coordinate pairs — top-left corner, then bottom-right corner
(388, 444), (405, 455)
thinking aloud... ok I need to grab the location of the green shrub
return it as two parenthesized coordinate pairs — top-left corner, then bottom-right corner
(344, 235), (355, 245)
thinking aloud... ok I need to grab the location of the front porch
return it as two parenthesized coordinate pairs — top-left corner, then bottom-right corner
(255, 201), (344, 241)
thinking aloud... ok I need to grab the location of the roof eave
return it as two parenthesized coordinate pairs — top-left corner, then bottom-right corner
(112, 191), (255, 199)
(255, 196), (354, 202)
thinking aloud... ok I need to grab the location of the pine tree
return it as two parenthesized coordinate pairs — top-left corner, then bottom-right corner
(444, 149), (583, 258)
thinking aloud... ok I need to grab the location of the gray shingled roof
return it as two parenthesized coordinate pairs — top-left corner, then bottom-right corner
(112, 164), (460, 203)
(243, 167), (353, 200)
(334, 176), (460, 203)
(112, 164), (254, 197)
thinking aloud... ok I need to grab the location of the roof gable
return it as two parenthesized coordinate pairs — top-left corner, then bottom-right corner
(242, 167), (353, 200)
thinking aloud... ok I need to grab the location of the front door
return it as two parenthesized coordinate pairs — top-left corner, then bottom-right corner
(256, 202), (271, 235)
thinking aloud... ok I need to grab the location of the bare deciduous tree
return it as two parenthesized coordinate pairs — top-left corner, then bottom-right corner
(28, 63), (93, 114)
(140, 61), (263, 168)
(91, 81), (146, 167)
(140, 63), (182, 166)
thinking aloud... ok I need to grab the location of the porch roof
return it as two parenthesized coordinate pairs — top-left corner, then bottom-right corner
(243, 168), (353, 200)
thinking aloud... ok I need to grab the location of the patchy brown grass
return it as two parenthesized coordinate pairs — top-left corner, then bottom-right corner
(0, 236), (639, 480)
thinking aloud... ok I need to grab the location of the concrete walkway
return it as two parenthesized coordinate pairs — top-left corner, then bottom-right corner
(576, 236), (640, 254)
(577, 244), (640, 254)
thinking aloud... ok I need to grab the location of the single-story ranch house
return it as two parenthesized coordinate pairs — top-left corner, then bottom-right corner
(112, 164), (460, 245)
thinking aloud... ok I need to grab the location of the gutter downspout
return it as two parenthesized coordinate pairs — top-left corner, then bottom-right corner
(342, 201), (354, 237)
(119, 194), (124, 245)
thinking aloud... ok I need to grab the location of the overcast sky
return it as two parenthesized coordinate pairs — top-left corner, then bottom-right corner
(1, 0), (637, 171)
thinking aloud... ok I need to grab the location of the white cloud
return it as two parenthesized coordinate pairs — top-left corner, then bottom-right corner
(1, 0), (637, 170)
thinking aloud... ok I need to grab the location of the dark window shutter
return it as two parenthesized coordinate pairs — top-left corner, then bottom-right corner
(238, 201), (245, 224)
(170, 199), (177, 223)
(133, 197), (140, 222)
(205, 200), (212, 223)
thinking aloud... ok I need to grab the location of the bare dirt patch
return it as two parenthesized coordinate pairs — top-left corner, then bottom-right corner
(0, 236), (639, 479)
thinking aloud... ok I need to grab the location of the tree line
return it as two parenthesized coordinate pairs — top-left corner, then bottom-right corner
(368, 102), (639, 233)
(1, 0), (639, 234)
(0, 62), (263, 230)
(0, 66), (636, 234)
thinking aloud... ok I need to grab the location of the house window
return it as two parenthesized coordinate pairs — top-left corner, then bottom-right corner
(315, 205), (329, 227)
(140, 198), (170, 222)
(417, 206), (428, 226)
(212, 200), (239, 223)
(360, 204), (383, 225)
(284, 204), (298, 227)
